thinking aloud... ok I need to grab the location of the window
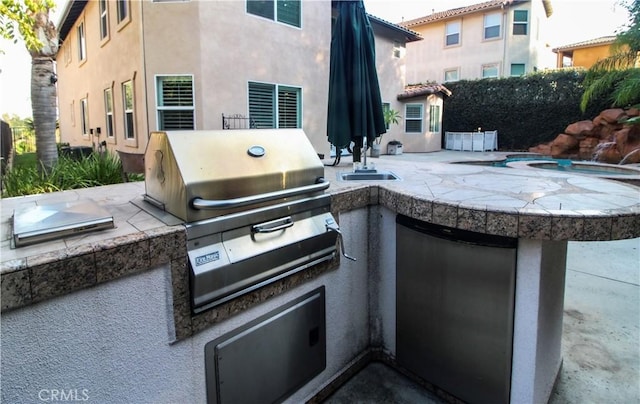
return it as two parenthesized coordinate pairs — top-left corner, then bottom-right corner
(444, 68), (459, 82)
(80, 98), (89, 136)
(99, 0), (109, 40)
(483, 12), (501, 39)
(122, 81), (135, 139)
(247, 0), (301, 28)
(429, 104), (441, 133)
(405, 104), (423, 133)
(482, 64), (499, 78)
(117, 0), (129, 24)
(513, 10), (528, 35)
(393, 41), (404, 58)
(510, 63), (525, 76)
(382, 103), (390, 129)
(156, 75), (195, 130)
(104, 88), (114, 138)
(248, 82), (301, 129)
(77, 22), (86, 61)
(445, 21), (460, 46)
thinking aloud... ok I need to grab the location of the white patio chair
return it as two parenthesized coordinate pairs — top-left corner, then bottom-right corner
(472, 132), (484, 151)
(445, 132), (453, 150)
(484, 130), (498, 151)
(452, 133), (463, 150)
(461, 132), (473, 151)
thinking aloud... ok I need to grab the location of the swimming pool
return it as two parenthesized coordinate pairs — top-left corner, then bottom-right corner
(453, 154), (640, 185)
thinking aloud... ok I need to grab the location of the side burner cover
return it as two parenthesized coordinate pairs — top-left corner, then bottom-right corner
(12, 200), (114, 248)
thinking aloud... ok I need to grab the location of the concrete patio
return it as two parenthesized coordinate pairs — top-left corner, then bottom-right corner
(323, 150), (640, 403)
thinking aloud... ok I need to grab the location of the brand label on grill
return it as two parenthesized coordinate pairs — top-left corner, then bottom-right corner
(195, 251), (220, 266)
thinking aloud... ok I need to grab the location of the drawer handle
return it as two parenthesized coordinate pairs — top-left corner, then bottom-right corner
(252, 216), (294, 233)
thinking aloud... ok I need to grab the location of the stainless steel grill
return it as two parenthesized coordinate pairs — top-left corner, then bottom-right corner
(142, 129), (352, 313)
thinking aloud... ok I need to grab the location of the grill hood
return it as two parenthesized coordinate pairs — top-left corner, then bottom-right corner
(144, 129), (326, 222)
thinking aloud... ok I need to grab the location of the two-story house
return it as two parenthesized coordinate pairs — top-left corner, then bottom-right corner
(400, 0), (554, 84)
(55, 0), (439, 157)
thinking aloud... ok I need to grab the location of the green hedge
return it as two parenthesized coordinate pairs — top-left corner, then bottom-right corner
(442, 70), (611, 150)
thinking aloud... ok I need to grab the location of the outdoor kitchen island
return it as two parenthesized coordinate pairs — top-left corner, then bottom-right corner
(1, 156), (638, 404)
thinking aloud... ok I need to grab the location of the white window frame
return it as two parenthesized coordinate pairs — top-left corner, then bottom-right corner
(429, 104), (441, 133)
(122, 80), (135, 140)
(482, 63), (500, 78)
(117, 0), (131, 27)
(444, 68), (459, 82)
(155, 74), (195, 130)
(99, 0), (109, 41)
(483, 12), (501, 40)
(513, 10), (528, 35)
(404, 103), (423, 133)
(80, 97), (89, 136)
(445, 21), (460, 47)
(77, 22), (86, 62)
(393, 41), (404, 58)
(246, 0), (302, 28)
(104, 88), (115, 138)
(248, 81), (302, 129)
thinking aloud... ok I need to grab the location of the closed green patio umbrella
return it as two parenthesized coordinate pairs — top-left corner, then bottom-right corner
(327, 0), (386, 163)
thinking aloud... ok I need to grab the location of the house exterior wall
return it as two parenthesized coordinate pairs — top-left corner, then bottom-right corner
(372, 30), (408, 151)
(555, 43), (614, 68)
(57, 1), (145, 152)
(404, 1), (553, 84)
(399, 94), (444, 153)
(57, 1), (332, 157)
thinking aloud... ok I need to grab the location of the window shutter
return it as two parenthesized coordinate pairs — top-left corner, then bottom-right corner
(247, 0), (274, 20)
(277, 0), (300, 27)
(158, 76), (194, 130)
(249, 82), (276, 128)
(278, 87), (299, 128)
(405, 104), (423, 133)
(161, 77), (193, 107)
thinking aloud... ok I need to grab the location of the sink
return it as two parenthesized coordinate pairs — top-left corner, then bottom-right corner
(338, 171), (400, 181)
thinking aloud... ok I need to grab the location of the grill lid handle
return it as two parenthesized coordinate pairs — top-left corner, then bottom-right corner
(191, 178), (330, 210)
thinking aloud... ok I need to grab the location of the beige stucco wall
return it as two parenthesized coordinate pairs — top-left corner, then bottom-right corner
(555, 43), (614, 68)
(398, 94), (443, 153)
(57, 1), (145, 153)
(58, 1), (332, 157)
(141, 1), (332, 156)
(405, 1), (553, 83)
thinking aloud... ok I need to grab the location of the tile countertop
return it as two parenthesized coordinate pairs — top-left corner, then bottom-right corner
(1, 158), (639, 317)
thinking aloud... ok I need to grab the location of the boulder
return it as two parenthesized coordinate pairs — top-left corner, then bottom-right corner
(592, 142), (622, 164)
(598, 108), (626, 124)
(626, 107), (639, 117)
(564, 120), (594, 136)
(620, 148), (640, 164)
(578, 137), (599, 160)
(551, 134), (579, 157)
(529, 143), (551, 155)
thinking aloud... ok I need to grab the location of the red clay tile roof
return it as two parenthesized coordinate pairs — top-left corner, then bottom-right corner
(400, 0), (520, 28)
(397, 83), (452, 100)
(552, 36), (617, 53)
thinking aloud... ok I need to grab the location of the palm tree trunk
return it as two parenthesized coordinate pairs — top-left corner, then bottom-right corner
(28, 10), (59, 173)
(31, 56), (58, 172)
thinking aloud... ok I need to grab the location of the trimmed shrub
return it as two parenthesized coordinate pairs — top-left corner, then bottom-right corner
(442, 70), (611, 150)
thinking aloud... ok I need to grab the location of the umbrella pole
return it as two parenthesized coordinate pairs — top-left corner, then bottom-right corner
(355, 137), (376, 173)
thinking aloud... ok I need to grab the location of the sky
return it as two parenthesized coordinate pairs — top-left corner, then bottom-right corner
(0, 0), (631, 119)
